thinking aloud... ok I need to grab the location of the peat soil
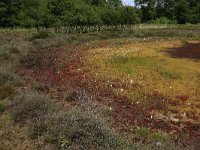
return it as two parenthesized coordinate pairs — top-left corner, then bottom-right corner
(18, 41), (200, 147)
(165, 42), (200, 61)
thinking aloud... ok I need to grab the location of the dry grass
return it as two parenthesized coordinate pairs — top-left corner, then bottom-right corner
(0, 115), (35, 150)
(86, 39), (199, 97)
(83, 38), (200, 135)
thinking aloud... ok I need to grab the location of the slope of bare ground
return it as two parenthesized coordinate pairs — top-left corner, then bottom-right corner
(18, 40), (200, 148)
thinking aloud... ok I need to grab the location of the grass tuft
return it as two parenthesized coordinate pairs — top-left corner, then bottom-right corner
(0, 71), (21, 87)
(10, 92), (56, 123)
(159, 71), (182, 80)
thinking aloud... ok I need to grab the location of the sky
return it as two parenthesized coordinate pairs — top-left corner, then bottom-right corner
(122, 0), (134, 6)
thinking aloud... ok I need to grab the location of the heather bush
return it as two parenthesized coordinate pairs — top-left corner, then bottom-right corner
(31, 107), (134, 150)
(10, 92), (56, 123)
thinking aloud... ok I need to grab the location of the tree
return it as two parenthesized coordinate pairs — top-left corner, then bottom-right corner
(38, 0), (54, 30)
(107, 0), (123, 7)
(174, 0), (190, 24)
(135, 0), (157, 22)
(0, 0), (22, 27)
(84, 0), (107, 6)
(156, 0), (176, 20)
(18, 0), (41, 27)
(120, 6), (140, 26)
(195, 2), (200, 23)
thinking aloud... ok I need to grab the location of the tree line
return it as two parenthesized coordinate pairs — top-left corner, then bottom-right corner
(0, 0), (200, 32)
(135, 0), (200, 24)
(0, 0), (140, 32)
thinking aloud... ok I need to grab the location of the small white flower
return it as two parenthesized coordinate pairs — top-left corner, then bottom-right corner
(109, 107), (112, 110)
(110, 84), (113, 87)
(156, 142), (162, 147)
(182, 112), (186, 117)
(130, 79), (133, 84)
(170, 86), (172, 89)
(120, 88), (124, 92)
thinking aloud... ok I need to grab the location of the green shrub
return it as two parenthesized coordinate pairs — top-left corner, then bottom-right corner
(10, 92), (56, 123)
(0, 72), (21, 86)
(0, 44), (22, 62)
(32, 108), (134, 150)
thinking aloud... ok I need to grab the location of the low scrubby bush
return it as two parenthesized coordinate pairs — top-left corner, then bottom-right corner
(0, 71), (21, 86)
(8, 45), (21, 55)
(0, 44), (22, 62)
(20, 50), (43, 68)
(10, 92), (56, 123)
(31, 107), (134, 150)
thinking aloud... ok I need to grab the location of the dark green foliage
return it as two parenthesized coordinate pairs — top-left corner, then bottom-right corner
(135, 0), (200, 24)
(10, 92), (56, 123)
(2, 1), (200, 29)
(0, 0), (140, 30)
(0, 0), (200, 29)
